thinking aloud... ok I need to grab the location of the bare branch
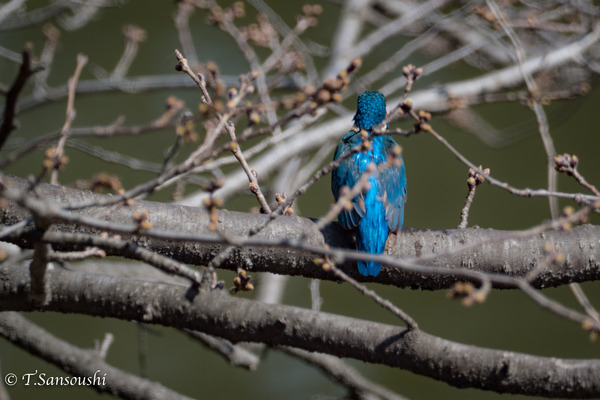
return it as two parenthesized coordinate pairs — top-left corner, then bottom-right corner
(280, 346), (409, 400)
(111, 25), (146, 80)
(0, 312), (194, 400)
(0, 0), (26, 24)
(0, 265), (598, 398)
(184, 330), (259, 370)
(0, 45), (40, 151)
(486, 0), (559, 219)
(1, 174), (599, 290)
(50, 53), (88, 185)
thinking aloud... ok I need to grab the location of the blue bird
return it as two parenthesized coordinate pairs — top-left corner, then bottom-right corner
(331, 91), (407, 276)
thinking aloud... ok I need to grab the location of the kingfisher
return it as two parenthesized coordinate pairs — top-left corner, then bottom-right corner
(331, 91), (407, 276)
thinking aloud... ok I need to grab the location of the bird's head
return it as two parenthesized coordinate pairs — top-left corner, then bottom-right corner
(353, 91), (387, 131)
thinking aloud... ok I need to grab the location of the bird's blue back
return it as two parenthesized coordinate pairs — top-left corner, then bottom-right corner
(331, 91), (407, 276)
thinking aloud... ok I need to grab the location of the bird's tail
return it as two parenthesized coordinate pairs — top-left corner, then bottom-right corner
(356, 218), (388, 277)
(354, 175), (390, 277)
(357, 259), (382, 277)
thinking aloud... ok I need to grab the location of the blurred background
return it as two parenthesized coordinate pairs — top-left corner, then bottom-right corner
(1, 1), (599, 399)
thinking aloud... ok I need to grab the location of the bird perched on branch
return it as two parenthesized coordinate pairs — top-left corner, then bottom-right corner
(331, 91), (407, 276)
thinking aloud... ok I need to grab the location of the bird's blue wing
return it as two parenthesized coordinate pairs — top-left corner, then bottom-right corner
(379, 136), (407, 232)
(331, 130), (365, 229)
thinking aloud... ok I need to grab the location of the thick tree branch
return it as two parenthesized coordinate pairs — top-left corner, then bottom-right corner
(0, 264), (598, 398)
(1, 175), (599, 289)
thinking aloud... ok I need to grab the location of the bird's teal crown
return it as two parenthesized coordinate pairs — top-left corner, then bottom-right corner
(353, 91), (386, 131)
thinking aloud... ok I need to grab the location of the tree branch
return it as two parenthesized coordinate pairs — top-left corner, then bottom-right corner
(1, 175), (599, 289)
(0, 45), (40, 151)
(0, 264), (597, 398)
(0, 311), (194, 400)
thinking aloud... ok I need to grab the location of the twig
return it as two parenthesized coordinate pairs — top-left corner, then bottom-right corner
(111, 25), (146, 80)
(46, 52), (245, 208)
(173, 2), (198, 67)
(50, 53), (88, 185)
(486, 0), (559, 220)
(280, 346), (409, 400)
(0, 105), (182, 170)
(569, 283), (600, 322)
(33, 24), (60, 98)
(0, 45), (40, 151)
(95, 332), (114, 360)
(52, 231), (204, 287)
(49, 247), (106, 261)
(213, 5), (280, 132)
(248, 0), (319, 81)
(210, 132), (365, 244)
(413, 115), (599, 206)
(314, 157), (372, 231)
(554, 153), (600, 197)
(175, 49), (275, 285)
(175, 49), (271, 212)
(184, 330), (259, 370)
(310, 279), (321, 311)
(458, 167), (489, 229)
(58, 1), (105, 31)
(323, 259), (419, 330)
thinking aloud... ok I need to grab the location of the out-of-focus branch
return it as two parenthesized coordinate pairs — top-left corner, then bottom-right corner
(58, 0), (110, 31)
(280, 346), (409, 400)
(184, 329), (260, 370)
(0, 0), (26, 24)
(385, 21), (600, 104)
(486, 0), (559, 219)
(325, 0), (369, 78)
(0, 312), (194, 400)
(173, 2), (198, 68)
(33, 24), (60, 99)
(353, 0), (450, 65)
(111, 25), (146, 80)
